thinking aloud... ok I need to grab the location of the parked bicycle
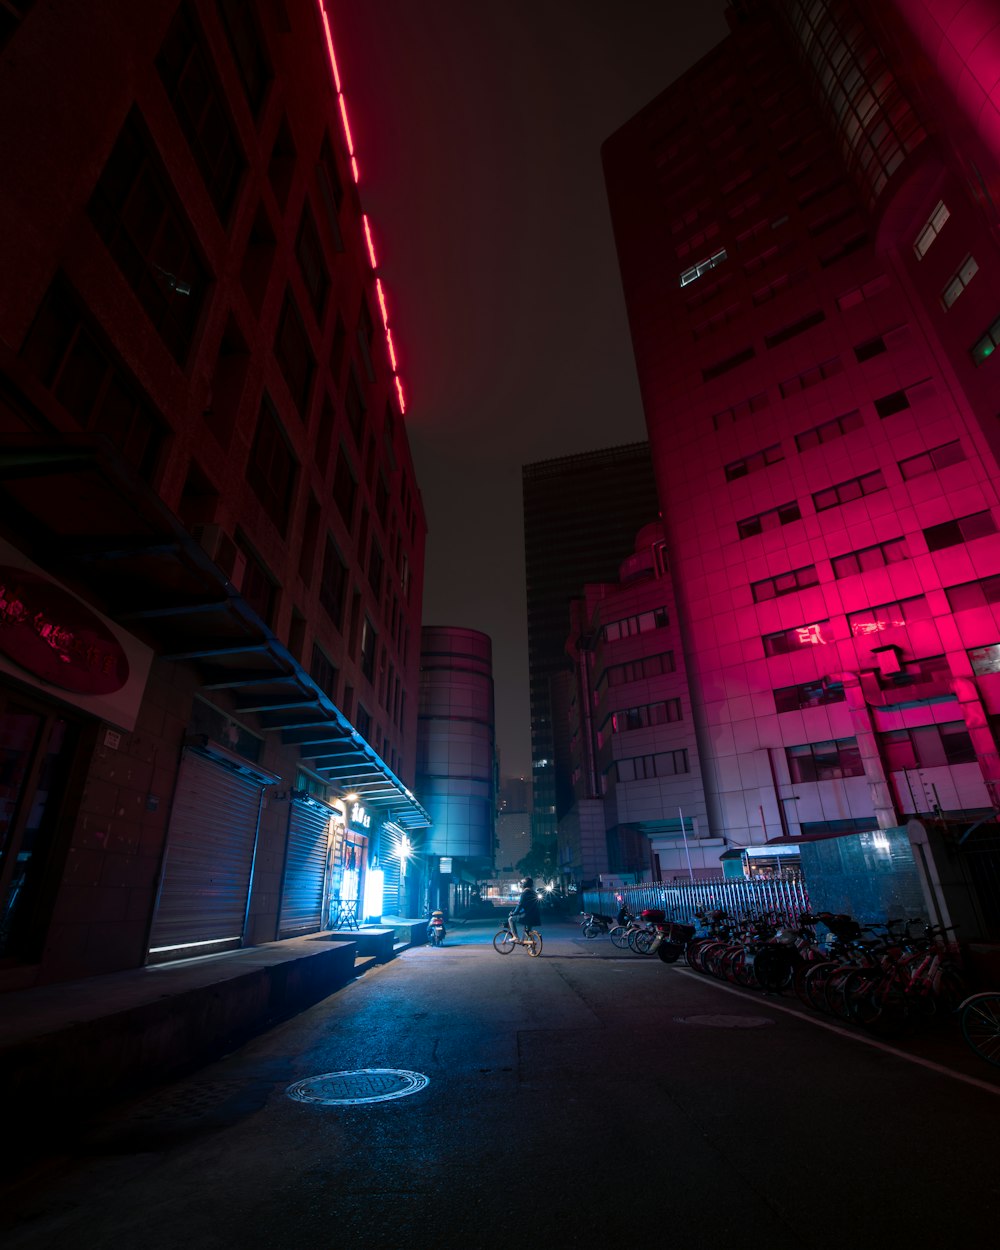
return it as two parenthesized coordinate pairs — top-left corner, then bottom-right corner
(494, 911), (543, 957)
(958, 990), (1000, 1067)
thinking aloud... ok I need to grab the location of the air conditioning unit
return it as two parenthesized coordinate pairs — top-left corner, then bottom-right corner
(193, 523), (246, 590)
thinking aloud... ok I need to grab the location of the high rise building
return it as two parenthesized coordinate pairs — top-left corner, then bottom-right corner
(522, 444), (659, 851)
(603, 0), (1000, 934)
(0, 0), (430, 985)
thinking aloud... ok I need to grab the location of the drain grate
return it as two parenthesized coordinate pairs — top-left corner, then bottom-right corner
(674, 1014), (774, 1029)
(286, 1069), (429, 1106)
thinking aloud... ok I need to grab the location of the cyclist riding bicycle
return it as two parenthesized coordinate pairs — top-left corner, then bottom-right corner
(509, 877), (541, 944)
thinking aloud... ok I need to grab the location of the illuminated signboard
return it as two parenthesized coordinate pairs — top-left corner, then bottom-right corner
(350, 802), (372, 830)
(0, 538), (153, 730)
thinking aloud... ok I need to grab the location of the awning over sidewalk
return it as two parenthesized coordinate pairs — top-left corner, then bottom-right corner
(0, 434), (430, 832)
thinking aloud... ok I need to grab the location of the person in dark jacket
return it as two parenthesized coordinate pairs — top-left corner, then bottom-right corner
(510, 877), (540, 942)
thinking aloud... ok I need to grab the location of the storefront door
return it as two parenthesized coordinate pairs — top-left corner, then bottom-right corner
(0, 692), (77, 962)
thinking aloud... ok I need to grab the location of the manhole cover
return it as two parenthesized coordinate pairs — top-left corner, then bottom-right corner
(286, 1069), (429, 1106)
(674, 1014), (774, 1029)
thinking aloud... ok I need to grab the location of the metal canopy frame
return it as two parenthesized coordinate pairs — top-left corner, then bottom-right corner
(0, 434), (430, 833)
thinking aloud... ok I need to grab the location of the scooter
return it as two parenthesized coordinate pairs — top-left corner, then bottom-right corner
(427, 911), (447, 946)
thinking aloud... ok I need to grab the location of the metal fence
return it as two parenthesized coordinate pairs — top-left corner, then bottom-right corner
(582, 876), (810, 927)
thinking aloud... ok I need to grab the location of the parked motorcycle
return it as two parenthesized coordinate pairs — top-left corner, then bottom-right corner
(427, 911), (447, 946)
(581, 912), (613, 939)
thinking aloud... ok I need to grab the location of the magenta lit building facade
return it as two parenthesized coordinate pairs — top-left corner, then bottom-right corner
(561, 522), (719, 886)
(0, 1), (429, 985)
(603, 0), (1000, 936)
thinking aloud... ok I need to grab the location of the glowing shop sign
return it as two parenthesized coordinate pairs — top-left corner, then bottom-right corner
(350, 802), (372, 829)
(796, 624), (827, 646)
(0, 568), (129, 695)
(851, 619), (905, 637)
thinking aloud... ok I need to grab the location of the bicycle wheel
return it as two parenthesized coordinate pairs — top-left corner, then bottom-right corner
(493, 929), (516, 954)
(632, 929), (654, 955)
(583, 922), (602, 939)
(960, 992), (1000, 1066)
(841, 968), (888, 1027)
(824, 965), (860, 1020)
(526, 929), (543, 957)
(609, 925), (629, 950)
(803, 960), (840, 1012)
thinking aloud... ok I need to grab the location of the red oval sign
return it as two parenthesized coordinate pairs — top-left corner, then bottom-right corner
(0, 567), (129, 695)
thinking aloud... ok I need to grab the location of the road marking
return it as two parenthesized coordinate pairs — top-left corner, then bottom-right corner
(675, 968), (1000, 1097)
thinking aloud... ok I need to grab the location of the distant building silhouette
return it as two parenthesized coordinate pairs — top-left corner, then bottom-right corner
(522, 444), (659, 852)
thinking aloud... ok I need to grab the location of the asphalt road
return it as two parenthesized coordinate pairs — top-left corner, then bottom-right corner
(3, 916), (998, 1249)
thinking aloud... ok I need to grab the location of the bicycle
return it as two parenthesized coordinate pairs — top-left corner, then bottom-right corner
(493, 912), (543, 957)
(958, 991), (1000, 1066)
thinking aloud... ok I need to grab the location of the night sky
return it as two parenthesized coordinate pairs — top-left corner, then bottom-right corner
(329, 2), (729, 776)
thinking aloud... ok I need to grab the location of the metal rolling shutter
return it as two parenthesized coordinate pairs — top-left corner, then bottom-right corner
(382, 854), (401, 918)
(278, 798), (332, 936)
(148, 749), (268, 960)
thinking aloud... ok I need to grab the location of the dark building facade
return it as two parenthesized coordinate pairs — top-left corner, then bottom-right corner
(0, 0), (430, 987)
(522, 444), (659, 851)
(603, 0), (1000, 936)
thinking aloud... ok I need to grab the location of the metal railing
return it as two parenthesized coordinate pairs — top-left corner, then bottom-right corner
(582, 877), (810, 927)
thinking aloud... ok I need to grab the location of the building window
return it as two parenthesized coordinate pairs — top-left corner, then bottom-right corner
(246, 396), (297, 534)
(795, 409), (863, 451)
(812, 469), (886, 512)
(274, 290), (314, 415)
(267, 115), (297, 211)
(778, 354), (842, 397)
(702, 345), (754, 382)
(333, 446), (357, 528)
(598, 651), (675, 690)
(787, 738), (863, 782)
(316, 133), (345, 251)
(360, 617), (377, 683)
(216, 0), (271, 117)
(831, 537), (908, 579)
(764, 308), (825, 348)
(945, 576), (1000, 613)
(235, 535), (276, 625)
(899, 440), (966, 480)
(295, 204), (329, 322)
(854, 334), (887, 362)
(368, 541), (384, 599)
(679, 247), (727, 287)
(20, 276), (167, 481)
(881, 722), (975, 770)
(320, 535), (348, 628)
(836, 273), (890, 310)
(913, 200), (950, 259)
(724, 443), (784, 481)
(603, 608), (668, 642)
(357, 297), (376, 383)
(924, 511), (998, 551)
(156, 4), (244, 222)
(751, 564), (819, 602)
(615, 750), (689, 782)
(88, 110), (209, 365)
(711, 391), (769, 429)
(738, 501), (802, 539)
(609, 699), (682, 734)
(971, 314), (1000, 367)
(763, 620), (831, 656)
(344, 366), (366, 445)
(942, 256), (979, 309)
(310, 643), (338, 702)
(969, 643), (1000, 676)
(774, 677), (845, 714)
(355, 703), (372, 739)
(847, 596), (931, 639)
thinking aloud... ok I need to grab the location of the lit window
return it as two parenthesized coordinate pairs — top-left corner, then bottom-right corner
(679, 248), (727, 287)
(913, 200), (950, 259)
(971, 315), (1000, 367)
(942, 256), (978, 309)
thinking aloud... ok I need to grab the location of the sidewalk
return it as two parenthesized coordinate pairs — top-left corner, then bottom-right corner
(0, 918), (427, 1143)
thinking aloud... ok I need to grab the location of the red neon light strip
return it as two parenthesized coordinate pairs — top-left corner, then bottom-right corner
(315, 0), (406, 415)
(363, 215), (378, 269)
